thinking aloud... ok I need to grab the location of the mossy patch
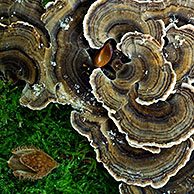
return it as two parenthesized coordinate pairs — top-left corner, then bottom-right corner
(0, 80), (119, 193)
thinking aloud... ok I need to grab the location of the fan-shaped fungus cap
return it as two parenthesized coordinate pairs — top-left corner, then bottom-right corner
(0, 21), (56, 109)
(116, 32), (176, 105)
(8, 146), (59, 179)
(119, 149), (194, 194)
(91, 63), (194, 148)
(83, 0), (166, 49)
(71, 110), (194, 188)
(41, 0), (104, 113)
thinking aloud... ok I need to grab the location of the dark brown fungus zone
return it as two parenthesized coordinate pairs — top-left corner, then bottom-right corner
(8, 146), (59, 179)
(41, 0), (104, 113)
(71, 110), (194, 188)
(119, 149), (194, 194)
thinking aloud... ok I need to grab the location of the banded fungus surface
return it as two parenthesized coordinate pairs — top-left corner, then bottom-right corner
(2, 0), (194, 193)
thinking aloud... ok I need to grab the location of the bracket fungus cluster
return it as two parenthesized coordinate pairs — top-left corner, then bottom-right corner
(2, 0), (194, 193)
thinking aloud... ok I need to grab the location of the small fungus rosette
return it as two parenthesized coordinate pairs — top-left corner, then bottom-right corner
(83, 0), (194, 149)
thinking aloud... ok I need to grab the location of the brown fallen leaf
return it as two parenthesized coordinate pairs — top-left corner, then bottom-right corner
(7, 146), (59, 179)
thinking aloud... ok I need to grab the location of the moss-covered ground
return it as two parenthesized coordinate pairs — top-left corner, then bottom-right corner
(0, 80), (119, 194)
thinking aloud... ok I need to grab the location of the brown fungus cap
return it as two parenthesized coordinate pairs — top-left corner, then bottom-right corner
(83, 0), (166, 49)
(8, 146), (59, 179)
(0, 21), (56, 109)
(71, 110), (194, 188)
(119, 149), (194, 194)
(90, 64), (194, 148)
(41, 0), (104, 113)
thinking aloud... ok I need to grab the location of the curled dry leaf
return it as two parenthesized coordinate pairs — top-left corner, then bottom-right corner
(7, 146), (59, 179)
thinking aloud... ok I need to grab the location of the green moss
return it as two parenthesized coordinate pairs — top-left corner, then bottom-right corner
(42, 0), (51, 6)
(0, 81), (119, 193)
